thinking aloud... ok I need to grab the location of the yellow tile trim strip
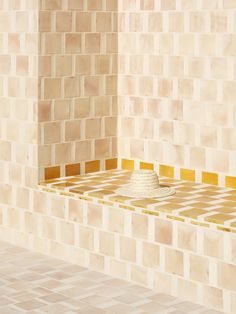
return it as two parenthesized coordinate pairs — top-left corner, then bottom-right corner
(167, 215), (185, 222)
(45, 166), (61, 180)
(65, 163), (80, 176)
(180, 168), (195, 182)
(202, 171), (218, 186)
(119, 159), (236, 188)
(43, 158), (117, 180)
(140, 162), (154, 170)
(85, 160), (101, 174)
(190, 221), (210, 228)
(159, 164), (174, 178)
(119, 204), (135, 211)
(106, 158), (118, 170)
(225, 176), (236, 189)
(122, 159), (134, 170)
(142, 209), (159, 216)
(43, 158), (236, 188)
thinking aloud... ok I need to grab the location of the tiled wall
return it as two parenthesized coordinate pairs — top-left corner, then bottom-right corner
(2, 0), (236, 184)
(38, 0), (118, 180)
(118, 0), (236, 179)
(0, 0), (39, 191)
(0, 3), (236, 313)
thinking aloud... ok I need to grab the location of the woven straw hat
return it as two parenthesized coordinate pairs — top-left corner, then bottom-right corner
(116, 170), (175, 198)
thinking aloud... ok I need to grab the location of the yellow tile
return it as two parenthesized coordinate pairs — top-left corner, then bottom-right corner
(109, 195), (133, 203)
(217, 226), (232, 232)
(88, 177), (106, 181)
(65, 163), (80, 176)
(66, 177), (83, 183)
(230, 221), (236, 228)
(164, 197), (185, 203)
(103, 185), (119, 190)
(205, 186), (225, 192)
(225, 176), (236, 189)
(140, 162), (154, 170)
(121, 159), (134, 170)
(179, 208), (207, 219)
(39, 179), (59, 186)
(190, 221), (209, 228)
(119, 204), (135, 211)
(111, 179), (128, 185)
(159, 164), (174, 178)
(131, 199), (160, 208)
(175, 186), (194, 192)
(205, 213), (234, 225)
(180, 168), (195, 182)
(197, 191), (218, 196)
(227, 189), (236, 195)
(188, 202), (209, 209)
(179, 181), (199, 186)
(142, 209), (159, 216)
(118, 175), (131, 180)
(223, 195), (236, 201)
(215, 207), (236, 214)
(78, 196), (93, 201)
(52, 182), (76, 189)
(80, 180), (103, 187)
(219, 201), (236, 208)
(85, 160), (100, 173)
(60, 192), (72, 197)
(160, 178), (179, 184)
(106, 158), (118, 170)
(70, 186), (94, 194)
(202, 171), (218, 185)
(167, 215), (185, 222)
(98, 200), (113, 206)
(41, 188), (57, 193)
(97, 172), (115, 178)
(45, 166), (60, 180)
(88, 189), (114, 199)
(155, 203), (183, 211)
(173, 192), (190, 198)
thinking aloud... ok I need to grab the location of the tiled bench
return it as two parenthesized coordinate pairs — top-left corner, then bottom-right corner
(39, 169), (236, 234)
(6, 169), (233, 313)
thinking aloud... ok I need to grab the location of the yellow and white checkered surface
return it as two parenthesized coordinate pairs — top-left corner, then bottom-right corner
(39, 170), (236, 233)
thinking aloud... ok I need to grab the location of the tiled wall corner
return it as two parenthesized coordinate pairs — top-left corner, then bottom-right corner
(0, 0), (39, 210)
(38, 0), (118, 181)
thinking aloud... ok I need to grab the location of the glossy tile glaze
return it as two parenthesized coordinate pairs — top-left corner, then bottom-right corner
(39, 170), (236, 233)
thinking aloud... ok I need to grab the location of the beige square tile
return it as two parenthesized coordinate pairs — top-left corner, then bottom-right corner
(120, 236), (136, 262)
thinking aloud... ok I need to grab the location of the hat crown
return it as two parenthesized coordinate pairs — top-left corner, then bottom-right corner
(129, 170), (160, 191)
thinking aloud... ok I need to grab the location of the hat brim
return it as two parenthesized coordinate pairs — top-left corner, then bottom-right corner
(116, 185), (175, 199)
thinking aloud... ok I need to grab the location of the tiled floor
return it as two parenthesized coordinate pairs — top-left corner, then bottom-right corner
(39, 170), (236, 233)
(0, 241), (226, 314)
